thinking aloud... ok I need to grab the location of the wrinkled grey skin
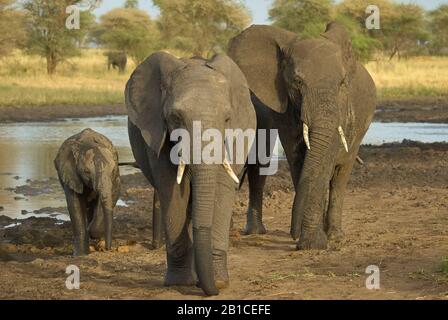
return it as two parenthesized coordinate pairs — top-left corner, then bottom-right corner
(125, 52), (256, 296)
(105, 51), (127, 73)
(228, 22), (376, 250)
(54, 128), (121, 256)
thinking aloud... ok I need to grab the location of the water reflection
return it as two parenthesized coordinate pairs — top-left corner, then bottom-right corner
(0, 116), (136, 220)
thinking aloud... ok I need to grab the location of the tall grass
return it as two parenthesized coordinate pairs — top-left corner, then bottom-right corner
(366, 56), (448, 100)
(0, 49), (447, 107)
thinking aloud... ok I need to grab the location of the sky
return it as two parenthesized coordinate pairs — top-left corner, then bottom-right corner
(94, 0), (448, 24)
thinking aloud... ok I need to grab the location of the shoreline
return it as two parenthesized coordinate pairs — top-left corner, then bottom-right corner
(0, 98), (447, 123)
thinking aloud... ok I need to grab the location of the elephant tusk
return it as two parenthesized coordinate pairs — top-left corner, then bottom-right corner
(338, 126), (349, 152)
(303, 123), (311, 150)
(356, 156), (364, 165)
(177, 159), (186, 184)
(222, 159), (239, 184)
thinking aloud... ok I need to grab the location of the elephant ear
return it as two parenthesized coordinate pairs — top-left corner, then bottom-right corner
(228, 25), (297, 114)
(206, 54), (257, 175)
(54, 139), (83, 194)
(321, 22), (357, 84)
(125, 51), (186, 156)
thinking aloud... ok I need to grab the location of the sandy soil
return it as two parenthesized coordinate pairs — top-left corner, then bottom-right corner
(0, 141), (447, 300)
(0, 98), (448, 123)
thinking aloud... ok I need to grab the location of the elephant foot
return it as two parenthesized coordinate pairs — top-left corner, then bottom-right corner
(243, 213), (267, 235)
(72, 241), (89, 256)
(213, 250), (229, 289)
(243, 222), (267, 235)
(164, 269), (198, 287)
(151, 240), (164, 250)
(296, 228), (328, 250)
(327, 227), (344, 243)
(165, 248), (196, 286)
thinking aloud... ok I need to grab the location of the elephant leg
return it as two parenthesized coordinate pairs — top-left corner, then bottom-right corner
(162, 195), (196, 287)
(88, 198), (104, 240)
(326, 160), (355, 242)
(278, 121), (306, 190)
(212, 170), (236, 289)
(63, 186), (89, 256)
(244, 163), (268, 235)
(152, 190), (164, 249)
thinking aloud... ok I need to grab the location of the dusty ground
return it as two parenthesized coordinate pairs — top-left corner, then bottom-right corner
(0, 104), (126, 123)
(1, 98), (448, 123)
(0, 141), (447, 300)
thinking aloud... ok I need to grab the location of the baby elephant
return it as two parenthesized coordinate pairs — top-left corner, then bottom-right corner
(54, 128), (121, 256)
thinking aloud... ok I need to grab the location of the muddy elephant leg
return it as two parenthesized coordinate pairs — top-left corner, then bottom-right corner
(63, 186), (88, 256)
(326, 160), (355, 242)
(211, 170), (236, 289)
(88, 198), (104, 239)
(152, 191), (163, 249)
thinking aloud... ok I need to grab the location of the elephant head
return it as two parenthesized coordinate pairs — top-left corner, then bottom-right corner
(229, 22), (357, 247)
(54, 128), (120, 251)
(125, 52), (256, 295)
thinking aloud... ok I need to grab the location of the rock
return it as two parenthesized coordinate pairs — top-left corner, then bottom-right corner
(21, 210), (28, 215)
(31, 258), (45, 265)
(14, 196), (24, 200)
(117, 246), (129, 253)
(0, 206), (4, 211)
(0, 243), (18, 253)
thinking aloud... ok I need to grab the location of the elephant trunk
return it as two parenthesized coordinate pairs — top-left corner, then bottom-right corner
(291, 123), (336, 242)
(191, 164), (219, 296)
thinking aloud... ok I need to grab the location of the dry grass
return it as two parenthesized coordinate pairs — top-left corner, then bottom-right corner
(0, 49), (132, 107)
(0, 50), (447, 107)
(366, 56), (448, 100)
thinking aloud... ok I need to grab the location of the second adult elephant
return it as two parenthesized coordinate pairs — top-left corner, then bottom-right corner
(125, 52), (256, 295)
(228, 22), (376, 249)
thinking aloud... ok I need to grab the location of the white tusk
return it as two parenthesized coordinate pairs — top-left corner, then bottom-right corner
(338, 126), (349, 152)
(303, 123), (310, 150)
(177, 159), (186, 184)
(222, 159), (239, 184)
(356, 156), (364, 165)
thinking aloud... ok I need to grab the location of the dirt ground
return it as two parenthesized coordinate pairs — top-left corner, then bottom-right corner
(0, 141), (447, 300)
(0, 104), (126, 123)
(1, 98), (448, 123)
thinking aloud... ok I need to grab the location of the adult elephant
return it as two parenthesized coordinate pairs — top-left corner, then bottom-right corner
(228, 22), (376, 250)
(125, 52), (256, 296)
(105, 51), (127, 73)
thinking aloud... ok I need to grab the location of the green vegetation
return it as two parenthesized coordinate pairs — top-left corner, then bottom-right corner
(154, 0), (250, 56)
(94, 7), (159, 64)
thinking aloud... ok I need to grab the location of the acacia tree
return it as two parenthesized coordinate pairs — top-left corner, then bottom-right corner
(337, 0), (428, 60)
(383, 4), (428, 59)
(95, 7), (159, 64)
(269, 0), (334, 39)
(154, 0), (251, 57)
(429, 5), (448, 55)
(23, 0), (97, 74)
(0, 0), (27, 58)
(124, 0), (138, 9)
